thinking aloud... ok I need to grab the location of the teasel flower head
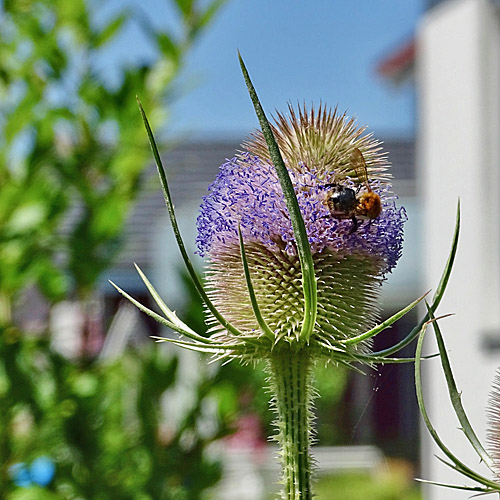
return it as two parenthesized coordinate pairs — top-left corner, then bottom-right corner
(195, 103), (406, 362)
(114, 58), (443, 500)
(113, 60), (429, 368)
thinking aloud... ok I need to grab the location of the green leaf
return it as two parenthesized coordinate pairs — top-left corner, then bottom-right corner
(155, 33), (181, 62)
(373, 199), (460, 357)
(415, 319), (500, 491)
(238, 52), (317, 343)
(136, 98), (243, 338)
(91, 12), (128, 49)
(415, 478), (493, 493)
(4, 94), (37, 143)
(197, 0), (228, 31)
(174, 0), (193, 18)
(426, 303), (495, 473)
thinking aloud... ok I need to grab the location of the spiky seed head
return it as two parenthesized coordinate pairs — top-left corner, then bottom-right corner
(487, 370), (500, 480)
(196, 104), (406, 361)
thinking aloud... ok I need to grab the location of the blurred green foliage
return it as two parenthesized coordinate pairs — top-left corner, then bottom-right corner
(0, 0), (232, 498)
(0, 326), (230, 499)
(0, 0), (225, 308)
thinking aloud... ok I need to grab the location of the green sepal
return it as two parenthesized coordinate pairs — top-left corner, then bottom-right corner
(351, 351), (436, 365)
(238, 225), (275, 340)
(374, 199), (460, 357)
(109, 280), (212, 345)
(133, 263), (209, 343)
(415, 318), (500, 492)
(137, 98), (244, 338)
(343, 291), (429, 346)
(316, 341), (435, 365)
(425, 302), (495, 473)
(238, 53), (317, 344)
(151, 335), (244, 354)
(356, 354), (434, 364)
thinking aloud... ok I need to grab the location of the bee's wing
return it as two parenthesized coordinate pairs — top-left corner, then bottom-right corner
(349, 148), (371, 191)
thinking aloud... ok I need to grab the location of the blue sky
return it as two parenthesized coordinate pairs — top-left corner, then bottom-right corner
(103, 0), (423, 139)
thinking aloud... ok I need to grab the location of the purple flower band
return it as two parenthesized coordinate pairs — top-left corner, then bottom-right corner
(196, 153), (406, 277)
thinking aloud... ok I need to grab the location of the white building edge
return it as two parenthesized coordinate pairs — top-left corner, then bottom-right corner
(418, 0), (500, 497)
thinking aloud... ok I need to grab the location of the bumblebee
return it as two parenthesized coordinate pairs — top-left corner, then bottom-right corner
(324, 148), (382, 233)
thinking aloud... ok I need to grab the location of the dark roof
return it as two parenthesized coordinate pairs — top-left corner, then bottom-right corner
(384, 138), (415, 182)
(115, 138), (415, 273)
(115, 141), (241, 272)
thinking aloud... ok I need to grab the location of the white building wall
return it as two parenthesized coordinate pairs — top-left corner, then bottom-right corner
(418, 0), (500, 498)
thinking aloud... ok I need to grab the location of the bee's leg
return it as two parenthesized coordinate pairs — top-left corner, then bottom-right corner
(348, 216), (358, 234)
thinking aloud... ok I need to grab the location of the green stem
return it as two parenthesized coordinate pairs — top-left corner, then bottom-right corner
(268, 350), (315, 500)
